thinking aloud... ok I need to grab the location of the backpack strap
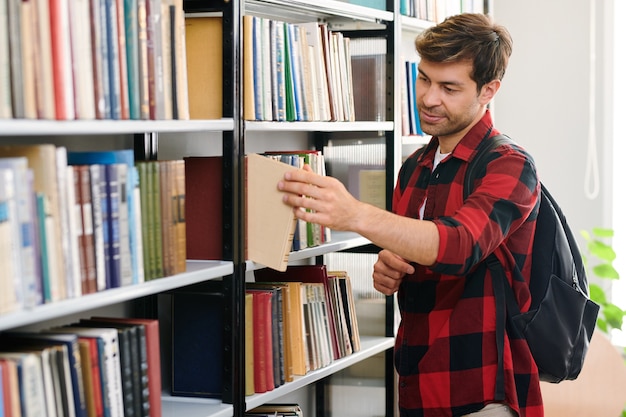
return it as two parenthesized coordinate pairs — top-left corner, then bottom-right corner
(464, 133), (518, 401)
(463, 133), (513, 200)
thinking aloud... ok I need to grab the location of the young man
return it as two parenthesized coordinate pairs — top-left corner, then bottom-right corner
(278, 13), (543, 417)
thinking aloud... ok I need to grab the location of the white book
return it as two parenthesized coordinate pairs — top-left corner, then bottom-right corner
(33, 0), (55, 119)
(68, 0), (96, 119)
(57, 147), (81, 299)
(0, 168), (21, 314)
(89, 164), (107, 291)
(0, 0), (12, 118)
(0, 158), (40, 307)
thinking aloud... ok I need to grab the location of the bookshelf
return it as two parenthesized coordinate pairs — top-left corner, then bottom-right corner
(0, 1), (487, 417)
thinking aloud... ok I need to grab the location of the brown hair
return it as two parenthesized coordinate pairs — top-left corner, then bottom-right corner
(415, 13), (513, 91)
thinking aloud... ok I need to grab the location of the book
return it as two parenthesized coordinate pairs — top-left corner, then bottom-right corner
(247, 283), (285, 388)
(114, 0), (129, 120)
(255, 265), (342, 361)
(0, 168), (21, 315)
(158, 160), (175, 276)
(246, 289), (274, 393)
(245, 153), (299, 271)
(89, 0), (108, 119)
(243, 15), (255, 120)
(0, 0), (12, 119)
(124, 0), (140, 119)
(184, 15), (222, 119)
(77, 320), (144, 417)
(1, 331), (89, 417)
(69, 0), (96, 119)
(172, 159), (186, 274)
(19, 0), (38, 119)
(184, 156), (223, 260)
(73, 165), (98, 294)
(145, 0), (164, 119)
(0, 144), (66, 301)
(32, 0), (55, 119)
(7, 0), (24, 118)
(90, 317), (161, 417)
(57, 147), (82, 299)
(49, 0), (76, 119)
(47, 327), (124, 417)
(77, 337), (105, 417)
(0, 358), (19, 417)
(171, 291), (224, 398)
(104, 0), (122, 119)
(68, 150), (142, 286)
(245, 293), (255, 396)
(0, 352), (48, 417)
(0, 158), (41, 307)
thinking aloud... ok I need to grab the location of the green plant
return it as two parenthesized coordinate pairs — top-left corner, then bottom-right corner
(581, 228), (626, 417)
(581, 227), (625, 335)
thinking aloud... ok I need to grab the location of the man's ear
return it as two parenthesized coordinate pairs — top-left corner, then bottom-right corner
(480, 79), (501, 105)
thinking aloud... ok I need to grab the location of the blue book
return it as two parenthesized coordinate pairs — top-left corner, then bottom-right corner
(105, 0), (122, 119)
(171, 291), (224, 398)
(68, 150), (143, 286)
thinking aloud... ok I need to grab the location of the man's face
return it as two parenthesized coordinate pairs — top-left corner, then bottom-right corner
(415, 59), (489, 141)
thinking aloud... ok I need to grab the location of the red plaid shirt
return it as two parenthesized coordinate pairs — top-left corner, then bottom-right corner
(392, 111), (543, 417)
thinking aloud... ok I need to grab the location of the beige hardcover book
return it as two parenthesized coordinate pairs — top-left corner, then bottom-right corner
(245, 153), (298, 272)
(242, 15), (254, 120)
(185, 14), (222, 119)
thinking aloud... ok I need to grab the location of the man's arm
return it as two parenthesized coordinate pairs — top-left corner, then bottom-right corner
(278, 166), (439, 268)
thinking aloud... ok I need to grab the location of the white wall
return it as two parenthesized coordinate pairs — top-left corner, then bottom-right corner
(492, 0), (614, 240)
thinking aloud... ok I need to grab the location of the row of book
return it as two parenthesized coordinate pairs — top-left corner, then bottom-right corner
(170, 265), (361, 397)
(402, 60), (425, 137)
(0, 0), (189, 121)
(249, 266), (361, 395)
(0, 316), (162, 417)
(0, 146), (186, 316)
(243, 16), (356, 123)
(400, 0), (485, 21)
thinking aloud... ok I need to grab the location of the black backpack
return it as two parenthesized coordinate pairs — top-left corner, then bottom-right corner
(466, 134), (600, 396)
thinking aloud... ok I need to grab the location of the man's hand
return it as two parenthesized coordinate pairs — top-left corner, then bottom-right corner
(278, 164), (364, 232)
(373, 249), (415, 295)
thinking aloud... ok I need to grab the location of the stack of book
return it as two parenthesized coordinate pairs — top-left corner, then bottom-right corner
(0, 317), (162, 417)
(402, 60), (425, 137)
(0, 146), (186, 317)
(1, 0), (189, 121)
(399, 0), (484, 21)
(248, 265), (361, 394)
(243, 16), (355, 122)
(168, 265), (361, 398)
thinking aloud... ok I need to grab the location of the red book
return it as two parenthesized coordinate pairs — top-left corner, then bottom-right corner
(184, 156), (223, 260)
(255, 265), (341, 360)
(79, 337), (104, 417)
(247, 290), (274, 393)
(90, 317), (162, 417)
(74, 165), (97, 294)
(0, 358), (16, 417)
(49, 0), (75, 119)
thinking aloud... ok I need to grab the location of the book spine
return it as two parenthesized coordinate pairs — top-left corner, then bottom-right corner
(89, 164), (107, 291)
(105, 164), (121, 288)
